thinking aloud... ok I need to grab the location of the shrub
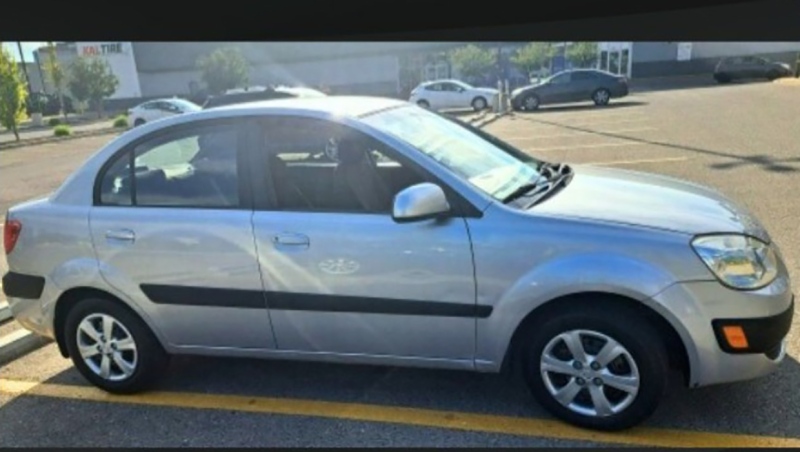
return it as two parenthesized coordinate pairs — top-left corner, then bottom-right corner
(112, 115), (128, 128)
(53, 125), (71, 136)
(48, 117), (61, 127)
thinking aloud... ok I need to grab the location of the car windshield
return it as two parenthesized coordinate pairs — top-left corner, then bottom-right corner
(362, 105), (544, 201)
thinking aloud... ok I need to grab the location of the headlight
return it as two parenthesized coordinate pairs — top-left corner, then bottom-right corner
(691, 234), (778, 290)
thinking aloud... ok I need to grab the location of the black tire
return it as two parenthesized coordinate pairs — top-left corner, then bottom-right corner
(133, 118), (146, 127)
(64, 297), (170, 394)
(521, 93), (540, 111)
(592, 89), (611, 106)
(472, 96), (488, 111)
(416, 100), (430, 109)
(766, 70), (782, 81)
(714, 73), (731, 84)
(519, 301), (669, 431)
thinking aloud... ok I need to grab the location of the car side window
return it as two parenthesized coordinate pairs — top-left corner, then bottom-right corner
(425, 83), (442, 92)
(97, 123), (241, 208)
(572, 72), (595, 81)
(260, 117), (427, 213)
(550, 73), (571, 84)
(442, 83), (461, 92)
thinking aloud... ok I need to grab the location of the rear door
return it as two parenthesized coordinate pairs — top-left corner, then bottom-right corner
(566, 71), (597, 102)
(542, 72), (574, 103)
(422, 83), (448, 109)
(89, 118), (276, 350)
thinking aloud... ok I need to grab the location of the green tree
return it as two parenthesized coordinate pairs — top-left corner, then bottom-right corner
(449, 44), (495, 83)
(43, 42), (67, 119)
(196, 47), (249, 95)
(567, 42), (599, 68)
(68, 56), (119, 118)
(510, 42), (555, 79)
(0, 45), (28, 141)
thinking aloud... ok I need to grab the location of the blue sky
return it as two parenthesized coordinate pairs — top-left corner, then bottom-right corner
(2, 42), (46, 62)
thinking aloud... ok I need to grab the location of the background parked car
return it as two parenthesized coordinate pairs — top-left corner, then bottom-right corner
(202, 85), (327, 109)
(510, 69), (629, 111)
(127, 98), (201, 127)
(713, 56), (792, 83)
(409, 79), (499, 112)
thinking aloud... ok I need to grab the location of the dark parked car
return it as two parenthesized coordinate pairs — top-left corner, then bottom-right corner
(202, 86), (326, 109)
(510, 69), (629, 111)
(713, 56), (792, 83)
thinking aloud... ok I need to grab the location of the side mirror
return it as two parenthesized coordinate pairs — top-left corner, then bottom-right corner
(392, 182), (451, 223)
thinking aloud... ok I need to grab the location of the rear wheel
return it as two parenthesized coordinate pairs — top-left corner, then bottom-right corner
(64, 297), (169, 394)
(592, 89), (611, 106)
(714, 73), (731, 84)
(133, 118), (146, 127)
(767, 70), (782, 81)
(519, 302), (669, 431)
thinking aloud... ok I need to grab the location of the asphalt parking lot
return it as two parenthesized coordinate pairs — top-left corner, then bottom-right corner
(2, 80), (800, 447)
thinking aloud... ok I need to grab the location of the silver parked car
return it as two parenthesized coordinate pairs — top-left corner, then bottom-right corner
(2, 96), (793, 431)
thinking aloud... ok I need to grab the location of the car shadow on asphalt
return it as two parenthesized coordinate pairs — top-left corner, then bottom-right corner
(516, 100), (648, 114)
(13, 346), (800, 440)
(512, 114), (800, 173)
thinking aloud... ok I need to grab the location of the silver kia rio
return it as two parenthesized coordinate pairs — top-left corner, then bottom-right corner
(2, 96), (793, 431)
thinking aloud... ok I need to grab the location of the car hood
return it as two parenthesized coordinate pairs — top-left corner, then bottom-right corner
(527, 165), (771, 241)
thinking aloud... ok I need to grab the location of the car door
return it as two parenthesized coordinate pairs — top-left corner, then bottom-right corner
(90, 118), (276, 350)
(569, 71), (598, 102)
(539, 72), (573, 104)
(248, 115), (478, 360)
(443, 82), (471, 109)
(423, 83), (447, 109)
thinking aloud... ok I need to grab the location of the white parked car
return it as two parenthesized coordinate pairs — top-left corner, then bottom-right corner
(127, 98), (201, 127)
(409, 79), (499, 112)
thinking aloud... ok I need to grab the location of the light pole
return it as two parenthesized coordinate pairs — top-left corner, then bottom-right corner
(16, 42), (32, 93)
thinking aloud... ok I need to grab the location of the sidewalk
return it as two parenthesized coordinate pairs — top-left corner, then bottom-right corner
(0, 119), (120, 149)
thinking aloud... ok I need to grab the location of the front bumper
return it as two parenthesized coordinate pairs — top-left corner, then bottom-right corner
(651, 276), (794, 388)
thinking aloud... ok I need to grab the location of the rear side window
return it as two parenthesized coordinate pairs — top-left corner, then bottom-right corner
(97, 123), (242, 208)
(572, 72), (597, 81)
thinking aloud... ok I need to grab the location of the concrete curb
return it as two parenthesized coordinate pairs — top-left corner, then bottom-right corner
(774, 77), (800, 86)
(0, 328), (51, 366)
(0, 127), (123, 151)
(0, 301), (11, 323)
(472, 110), (510, 129)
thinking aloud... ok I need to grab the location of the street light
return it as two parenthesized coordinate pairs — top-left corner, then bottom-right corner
(16, 42), (32, 93)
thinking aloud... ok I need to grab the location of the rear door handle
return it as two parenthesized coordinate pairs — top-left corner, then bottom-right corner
(272, 232), (309, 247)
(106, 229), (135, 242)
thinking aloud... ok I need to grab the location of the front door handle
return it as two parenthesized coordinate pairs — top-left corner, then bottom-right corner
(106, 229), (135, 242)
(273, 232), (309, 247)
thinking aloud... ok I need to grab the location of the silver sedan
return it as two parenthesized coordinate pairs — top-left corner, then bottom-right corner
(2, 96), (793, 431)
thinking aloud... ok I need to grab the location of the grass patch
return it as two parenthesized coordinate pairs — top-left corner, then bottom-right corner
(53, 125), (72, 137)
(112, 115), (129, 128)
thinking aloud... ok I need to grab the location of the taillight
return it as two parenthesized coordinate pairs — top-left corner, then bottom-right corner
(4, 217), (22, 255)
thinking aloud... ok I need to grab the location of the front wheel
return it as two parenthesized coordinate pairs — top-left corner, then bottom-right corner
(521, 94), (540, 111)
(133, 118), (146, 127)
(520, 302), (669, 431)
(416, 100), (430, 109)
(472, 96), (488, 111)
(64, 297), (170, 394)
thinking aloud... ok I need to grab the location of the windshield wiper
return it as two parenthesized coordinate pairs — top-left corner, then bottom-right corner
(524, 170), (575, 208)
(502, 181), (548, 203)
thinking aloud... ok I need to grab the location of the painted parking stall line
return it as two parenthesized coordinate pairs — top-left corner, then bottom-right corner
(2, 378), (800, 448)
(498, 127), (659, 140)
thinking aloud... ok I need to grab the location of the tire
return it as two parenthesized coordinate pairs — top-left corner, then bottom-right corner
(766, 70), (782, 81)
(64, 297), (170, 394)
(133, 118), (146, 127)
(519, 301), (669, 431)
(592, 89), (611, 106)
(521, 94), (540, 111)
(472, 96), (488, 111)
(416, 100), (430, 109)
(714, 73), (731, 84)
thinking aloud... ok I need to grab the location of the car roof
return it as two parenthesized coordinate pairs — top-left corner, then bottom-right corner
(209, 95), (406, 118)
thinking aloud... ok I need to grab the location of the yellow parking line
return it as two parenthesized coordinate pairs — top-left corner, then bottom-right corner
(1, 378), (799, 447)
(528, 142), (645, 152)
(584, 157), (692, 166)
